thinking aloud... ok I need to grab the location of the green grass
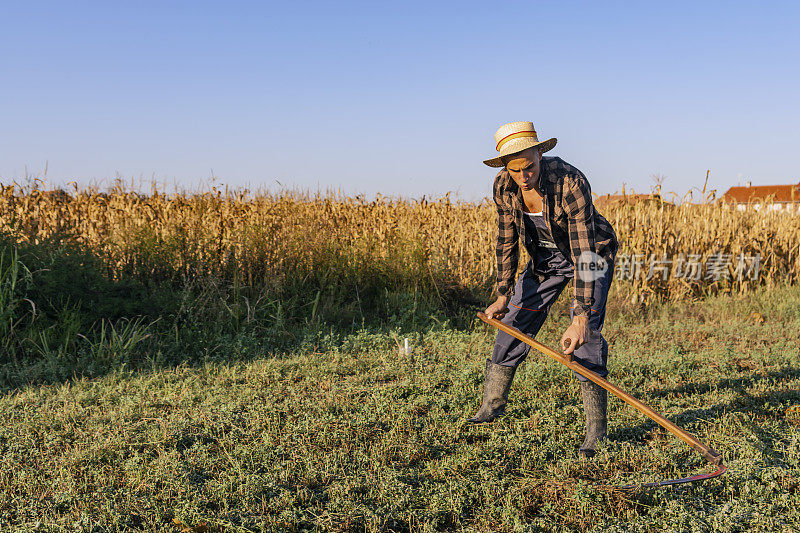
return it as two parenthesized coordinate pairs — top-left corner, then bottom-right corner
(1, 276), (799, 531)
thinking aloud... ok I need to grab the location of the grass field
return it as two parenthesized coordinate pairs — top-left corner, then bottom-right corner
(2, 263), (800, 531)
(1, 187), (799, 531)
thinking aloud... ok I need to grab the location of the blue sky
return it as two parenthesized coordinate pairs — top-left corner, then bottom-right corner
(2, 1), (798, 201)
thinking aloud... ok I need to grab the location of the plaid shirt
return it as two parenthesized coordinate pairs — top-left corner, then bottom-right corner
(493, 156), (618, 317)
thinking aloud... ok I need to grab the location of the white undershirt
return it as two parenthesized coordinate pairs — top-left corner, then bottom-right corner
(522, 210), (543, 217)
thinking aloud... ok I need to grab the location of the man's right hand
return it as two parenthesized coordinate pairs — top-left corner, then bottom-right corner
(484, 295), (511, 320)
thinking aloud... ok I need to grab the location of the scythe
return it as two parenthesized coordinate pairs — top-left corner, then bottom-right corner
(477, 312), (727, 489)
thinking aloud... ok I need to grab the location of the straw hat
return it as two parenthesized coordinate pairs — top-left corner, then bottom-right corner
(483, 121), (557, 167)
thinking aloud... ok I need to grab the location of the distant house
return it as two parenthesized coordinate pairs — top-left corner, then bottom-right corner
(720, 182), (800, 212)
(594, 193), (669, 210)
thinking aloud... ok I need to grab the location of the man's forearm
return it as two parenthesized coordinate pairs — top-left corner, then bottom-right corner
(572, 314), (589, 326)
(572, 277), (595, 317)
(564, 173), (599, 318)
(496, 241), (519, 297)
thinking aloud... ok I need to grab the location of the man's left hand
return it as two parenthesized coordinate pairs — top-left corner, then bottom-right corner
(561, 315), (591, 358)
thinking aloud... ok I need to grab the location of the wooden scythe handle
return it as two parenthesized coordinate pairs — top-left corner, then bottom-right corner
(477, 312), (723, 466)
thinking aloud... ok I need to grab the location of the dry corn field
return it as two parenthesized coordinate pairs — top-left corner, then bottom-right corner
(2, 182), (799, 303)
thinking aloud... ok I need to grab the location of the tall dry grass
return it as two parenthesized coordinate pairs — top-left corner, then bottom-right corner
(1, 181), (798, 307)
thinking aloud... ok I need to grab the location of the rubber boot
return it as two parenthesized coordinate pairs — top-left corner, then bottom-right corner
(467, 359), (517, 423)
(579, 380), (608, 458)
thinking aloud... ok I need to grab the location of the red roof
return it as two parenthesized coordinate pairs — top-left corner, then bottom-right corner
(721, 182), (800, 203)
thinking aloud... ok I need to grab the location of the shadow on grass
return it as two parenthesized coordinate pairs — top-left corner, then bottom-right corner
(646, 366), (800, 399)
(0, 232), (487, 392)
(609, 368), (800, 455)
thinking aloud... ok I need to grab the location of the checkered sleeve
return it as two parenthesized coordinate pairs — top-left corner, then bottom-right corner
(493, 179), (519, 298)
(564, 173), (597, 317)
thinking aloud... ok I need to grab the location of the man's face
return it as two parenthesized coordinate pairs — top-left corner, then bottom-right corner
(505, 148), (542, 193)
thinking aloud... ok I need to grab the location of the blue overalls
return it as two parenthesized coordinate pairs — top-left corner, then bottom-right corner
(490, 210), (614, 381)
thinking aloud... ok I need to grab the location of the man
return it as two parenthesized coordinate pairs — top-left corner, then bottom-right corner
(468, 121), (618, 458)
